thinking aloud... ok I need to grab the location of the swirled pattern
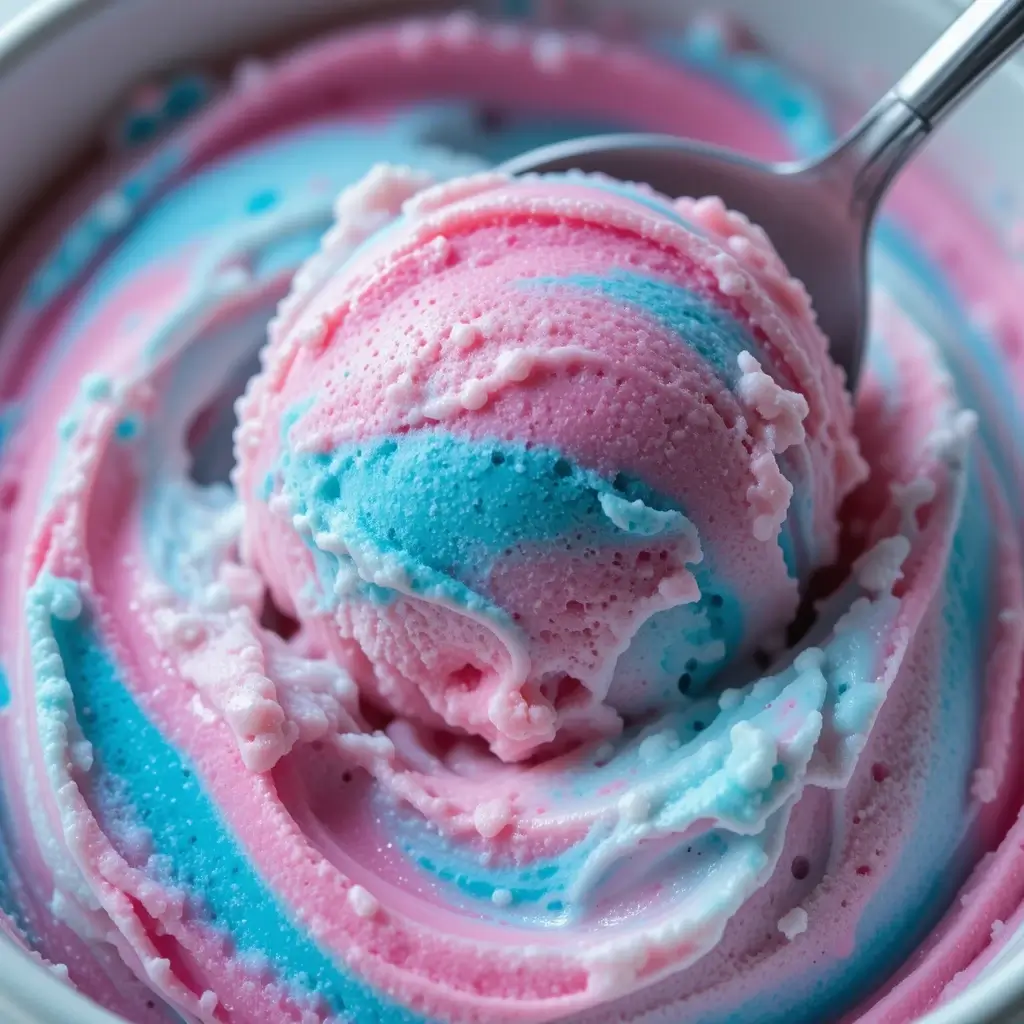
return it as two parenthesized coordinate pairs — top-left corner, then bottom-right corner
(0, 12), (1021, 1024)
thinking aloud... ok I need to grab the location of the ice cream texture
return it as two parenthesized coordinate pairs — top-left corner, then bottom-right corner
(236, 167), (865, 764)
(0, 10), (1021, 1024)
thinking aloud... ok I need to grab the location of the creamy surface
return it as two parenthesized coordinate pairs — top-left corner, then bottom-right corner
(0, 12), (1022, 1024)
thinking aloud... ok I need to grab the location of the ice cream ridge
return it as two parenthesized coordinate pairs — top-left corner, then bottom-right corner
(0, 12), (1022, 1024)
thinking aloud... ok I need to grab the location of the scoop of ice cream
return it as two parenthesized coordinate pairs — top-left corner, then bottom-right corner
(235, 166), (865, 761)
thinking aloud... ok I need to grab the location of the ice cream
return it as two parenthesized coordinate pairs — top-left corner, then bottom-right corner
(235, 168), (865, 763)
(0, 10), (1021, 1024)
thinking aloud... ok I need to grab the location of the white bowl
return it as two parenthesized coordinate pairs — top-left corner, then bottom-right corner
(0, 1), (1021, 1021)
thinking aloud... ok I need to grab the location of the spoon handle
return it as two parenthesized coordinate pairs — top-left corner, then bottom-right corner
(828, 0), (1024, 214)
(895, 0), (1024, 126)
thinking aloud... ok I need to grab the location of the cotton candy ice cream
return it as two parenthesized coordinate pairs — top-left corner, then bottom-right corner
(236, 168), (865, 762)
(0, 12), (1022, 1024)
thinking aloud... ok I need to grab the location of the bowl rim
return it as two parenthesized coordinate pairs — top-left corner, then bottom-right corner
(0, 0), (102, 75)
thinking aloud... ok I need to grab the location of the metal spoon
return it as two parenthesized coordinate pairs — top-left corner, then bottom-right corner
(501, 0), (1024, 390)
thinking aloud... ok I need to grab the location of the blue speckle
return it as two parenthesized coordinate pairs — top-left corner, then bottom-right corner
(499, 0), (533, 20)
(247, 189), (281, 215)
(114, 415), (141, 442)
(123, 112), (160, 148)
(0, 405), (20, 459)
(163, 76), (210, 121)
(0, 669), (9, 710)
